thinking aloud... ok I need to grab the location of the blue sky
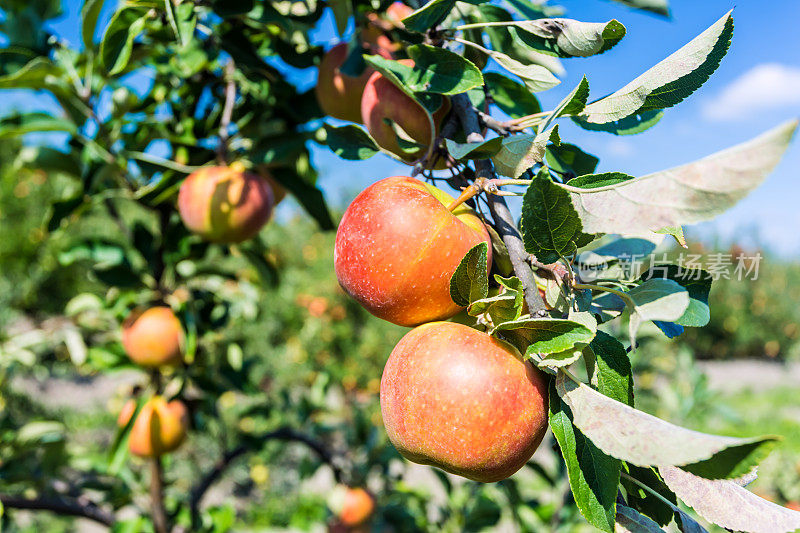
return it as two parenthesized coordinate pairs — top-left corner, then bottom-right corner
(4, 0), (800, 255)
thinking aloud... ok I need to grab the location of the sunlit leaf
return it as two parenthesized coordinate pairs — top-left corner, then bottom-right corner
(660, 466), (800, 533)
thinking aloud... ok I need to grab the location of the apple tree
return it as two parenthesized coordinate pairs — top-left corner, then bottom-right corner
(0, 0), (798, 531)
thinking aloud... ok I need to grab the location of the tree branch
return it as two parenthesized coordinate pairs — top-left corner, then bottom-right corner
(450, 93), (547, 315)
(0, 494), (115, 527)
(189, 427), (344, 527)
(150, 453), (169, 533)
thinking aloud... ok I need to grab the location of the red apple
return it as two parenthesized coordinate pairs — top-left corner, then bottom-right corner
(122, 307), (184, 368)
(316, 43), (377, 123)
(385, 2), (414, 27)
(128, 396), (188, 457)
(380, 321), (549, 482)
(361, 60), (450, 165)
(329, 486), (375, 528)
(334, 176), (491, 327)
(178, 165), (273, 243)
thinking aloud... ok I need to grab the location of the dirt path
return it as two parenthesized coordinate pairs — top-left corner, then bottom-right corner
(12, 360), (799, 412)
(698, 360), (800, 392)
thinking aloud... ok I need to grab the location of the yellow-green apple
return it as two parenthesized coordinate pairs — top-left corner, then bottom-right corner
(178, 165), (273, 243)
(328, 485), (375, 528)
(128, 396), (188, 457)
(380, 321), (549, 482)
(122, 306), (184, 368)
(334, 176), (491, 327)
(361, 60), (450, 165)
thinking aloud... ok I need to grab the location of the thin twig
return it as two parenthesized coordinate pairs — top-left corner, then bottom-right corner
(217, 59), (237, 165)
(450, 93), (547, 315)
(0, 494), (115, 527)
(476, 108), (518, 135)
(189, 427), (344, 527)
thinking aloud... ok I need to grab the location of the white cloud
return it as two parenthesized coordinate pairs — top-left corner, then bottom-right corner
(606, 138), (634, 157)
(703, 63), (800, 121)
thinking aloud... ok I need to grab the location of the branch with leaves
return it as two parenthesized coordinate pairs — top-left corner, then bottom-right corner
(322, 1), (800, 531)
(188, 427), (346, 527)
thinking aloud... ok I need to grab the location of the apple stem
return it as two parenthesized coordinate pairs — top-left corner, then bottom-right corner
(446, 183), (480, 212)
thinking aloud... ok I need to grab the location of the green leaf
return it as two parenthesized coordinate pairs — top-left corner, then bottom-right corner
(270, 167), (335, 231)
(48, 192), (86, 231)
(590, 331), (633, 407)
(445, 137), (502, 160)
(324, 124), (379, 160)
(538, 76), (589, 131)
(573, 109), (663, 136)
(615, 505), (665, 532)
(568, 171), (633, 188)
(467, 275), (525, 324)
(164, 0), (195, 47)
(675, 510), (709, 533)
(0, 112), (76, 138)
(0, 57), (60, 90)
(660, 466), (800, 533)
(549, 381), (618, 532)
(15, 146), (81, 176)
(492, 127), (557, 178)
(546, 143), (599, 177)
(484, 47), (561, 93)
(520, 167), (590, 263)
(101, 7), (147, 75)
(108, 397), (140, 474)
(402, 0), (485, 33)
(329, 0), (352, 36)
(607, 0), (670, 17)
(559, 120), (798, 235)
(640, 264), (712, 327)
(656, 225), (686, 247)
(626, 279), (690, 347)
(449, 242), (489, 307)
(239, 244), (279, 287)
(494, 317), (595, 355)
(483, 72), (541, 118)
(474, 4), (565, 76)
(621, 465), (678, 527)
(576, 12), (732, 126)
(509, 18), (626, 58)
(407, 44), (484, 95)
(556, 374), (779, 480)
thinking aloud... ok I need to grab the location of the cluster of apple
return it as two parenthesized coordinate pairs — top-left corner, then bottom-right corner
(315, 3), (449, 167)
(115, 162), (284, 456)
(115, 159), (378, 525)
(335, 176), (550, 483)
(117, 307), (189, 457)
